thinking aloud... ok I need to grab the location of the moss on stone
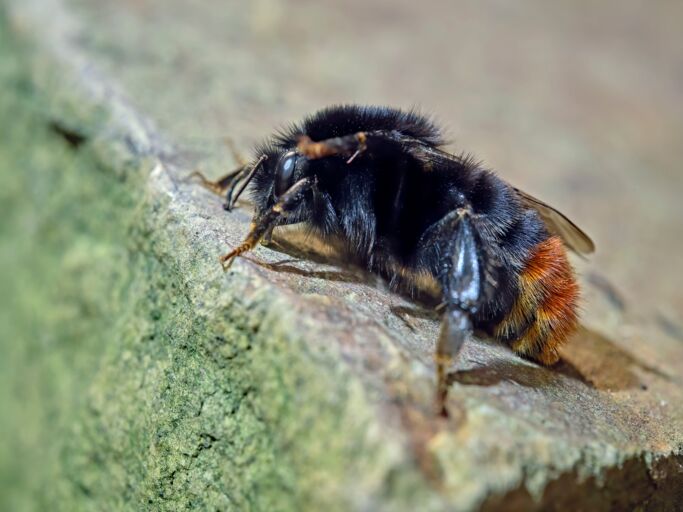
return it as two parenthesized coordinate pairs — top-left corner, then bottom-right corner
(0, 15), (431, 511)
(0, 14), (138, 510)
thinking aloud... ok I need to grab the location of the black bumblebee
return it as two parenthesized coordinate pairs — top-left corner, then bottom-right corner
(191, 105), (594, 416)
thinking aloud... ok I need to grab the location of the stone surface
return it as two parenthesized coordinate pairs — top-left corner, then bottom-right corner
(1, 0), (682, 511)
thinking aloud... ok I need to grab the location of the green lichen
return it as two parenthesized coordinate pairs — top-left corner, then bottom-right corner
(0, 15), (138, 511)
(0, 14), (432, 511)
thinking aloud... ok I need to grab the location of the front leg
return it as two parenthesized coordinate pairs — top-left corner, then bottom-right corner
(186, 165), (247, 197)
(187, 154), (267, 211)
(224, 154), (267, 211)
(220, 177), (314, 269)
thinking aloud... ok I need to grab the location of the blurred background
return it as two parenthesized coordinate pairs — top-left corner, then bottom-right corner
(1, 0), (682, 510)
(60, 0), (683, 312)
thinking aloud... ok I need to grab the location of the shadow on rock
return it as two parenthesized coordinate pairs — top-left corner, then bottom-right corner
(251, 232), (675, 393)
(450, 326), (673, 392)
(247, 256), (365, 285)
(449, 357), (593, 389)
(560, 326), (674, 390)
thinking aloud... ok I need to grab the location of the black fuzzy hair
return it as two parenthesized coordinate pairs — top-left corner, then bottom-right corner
(233, 104), (582, 405)
(272, 104), (446, 148)
(251, 105), (446, 213)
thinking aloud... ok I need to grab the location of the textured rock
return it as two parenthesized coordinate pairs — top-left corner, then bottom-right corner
(1, 1), (683, 511)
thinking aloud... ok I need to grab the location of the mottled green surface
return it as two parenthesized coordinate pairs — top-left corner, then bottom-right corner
(0, 14), (430, 512)
(2, 1), (683, 511)
(0, 18), (133, 510)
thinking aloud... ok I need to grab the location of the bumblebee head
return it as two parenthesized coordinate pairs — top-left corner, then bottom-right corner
(247, 144), (312, 219)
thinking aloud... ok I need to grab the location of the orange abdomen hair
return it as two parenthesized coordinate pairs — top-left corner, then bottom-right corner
(494, 236), (579, 365)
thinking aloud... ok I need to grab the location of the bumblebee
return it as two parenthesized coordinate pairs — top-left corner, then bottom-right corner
(191, 105), (594, 416)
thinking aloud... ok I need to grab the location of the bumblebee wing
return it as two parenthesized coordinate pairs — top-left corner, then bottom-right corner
(514, 188), (595, 256)
(388, 137), (595, 255)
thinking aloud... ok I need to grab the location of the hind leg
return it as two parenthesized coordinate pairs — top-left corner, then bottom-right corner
(436, 308), (471, 417)
(419, 208), (489, 416)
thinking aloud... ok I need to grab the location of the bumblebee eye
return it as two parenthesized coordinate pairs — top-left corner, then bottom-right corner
(274, 150), (298, 198)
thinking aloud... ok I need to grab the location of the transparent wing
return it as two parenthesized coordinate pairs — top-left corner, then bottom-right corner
(514, 187), (595, 256)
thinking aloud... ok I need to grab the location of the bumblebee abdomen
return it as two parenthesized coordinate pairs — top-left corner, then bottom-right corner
(494, 235), (579, 365)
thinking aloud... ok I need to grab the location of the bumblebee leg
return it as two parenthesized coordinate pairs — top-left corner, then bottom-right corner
(185, 165), (248, 197)
(297, 129), (418, 164)
(219, 177), (313, 269)
(423, 209), (486, 416)
(225, 154), (268, 211)
(187, 154), (267, 211)
(297, 129), (471, 177)
(223, 137), (249, 166)
(187, 137), (249, 194)
(297, 132), (368, 163)
(436, 309), (470, 417)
